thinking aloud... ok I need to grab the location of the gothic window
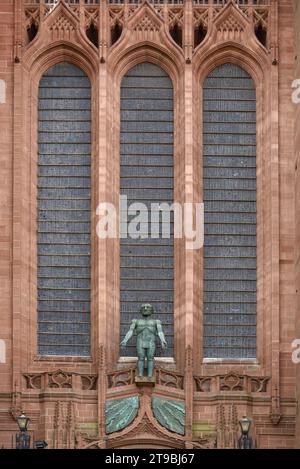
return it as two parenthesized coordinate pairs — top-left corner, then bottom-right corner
(119, 62), (174, 357)
(203, 63), (257, 359)
(37, 62), (91, 356)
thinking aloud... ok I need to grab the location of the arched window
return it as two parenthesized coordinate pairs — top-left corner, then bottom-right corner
(120, 62), (174, 357)
(203, 63), (257, 359)
(37, 62), (91, 356)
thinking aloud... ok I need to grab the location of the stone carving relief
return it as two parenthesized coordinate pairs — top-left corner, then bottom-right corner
(194, 376), (212, 392)
(217, 13), (244, 41)
(23, 0), (100, 54)
(48, 370), (72, 389)
(193, 372), (270, 394)
(155, 368), (184, 390)
(220, 372), (244, 391)
(216, 403), (238, 449)
(76, 393), (185, 449)
(49, 13), (75, 41)
(107, 366), (184, 390)
(23, 370), (98, 391)
(24, 373), (42, 390)
(107, 368), (136, 388)
(53, 400), (76, 449)
(105, 396), (140, 434)
(81, 375), (98, 391)
(152, 397), (185, 436)
(23, 0), (271, 63)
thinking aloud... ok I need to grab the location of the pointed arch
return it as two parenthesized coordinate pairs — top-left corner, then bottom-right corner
(37, 62), (92, 356)
(193, 44), (277, 369)
(13, 42), (99, 365)
(202, 62), (257, 359)
(105, 44), (185, 367)
(119, 61), (175, 358)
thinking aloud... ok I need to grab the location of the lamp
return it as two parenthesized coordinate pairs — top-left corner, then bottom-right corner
(239, 416), (251, 436)
(238, 416), (253, 449)
(15, 412), (31, 449)
(16, 412), (30, 432)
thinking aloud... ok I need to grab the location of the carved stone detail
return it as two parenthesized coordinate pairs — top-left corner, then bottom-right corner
(81, 375), (98, 391)
(49, 13), (75, 41)
(216, 403), (239, 449)
(220, 372), (244, 391)
(109, 6), (125, 28)
(107, 366), (184, 390)
(75, 432), (105, 450)
(25, 7), (40, 30)
(187, 437), (217, 449)
(155, 368), (184, 390)
(53, 401), (63, 449)
(84, 7), (99, 29)
(194, 377), (211, 392)
(53, 400), (76, 449)
(24, 373), (42, 390)
(23, 1), (271, 56)
(270, 385), (281, 425)
(253, 7), (269, 30)
(98, 343), (106, 370)
(66, 401), (76, 449)
(168, 7), (184, 28)
(48, 370), (72, 389)
(23, 370), (98, 391)
(251, 377), (269, 393)
(217, 13), (244, 41)
(76, 393), (185, 449)
(106, 394), (185, 449)
(107, 368), (136, 388)
(193, 371), (269, 393)
(134, 13), (160, 33)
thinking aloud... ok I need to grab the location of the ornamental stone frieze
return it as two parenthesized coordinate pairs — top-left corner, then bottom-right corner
(23, 369), (98, 391)
(22, 0), (272, 64)
(23, 367), (270, 393)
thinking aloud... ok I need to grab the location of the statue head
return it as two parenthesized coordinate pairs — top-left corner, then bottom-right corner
(140, 303), (154, 317)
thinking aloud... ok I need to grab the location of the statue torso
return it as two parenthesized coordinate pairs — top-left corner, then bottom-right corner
(135, 319), (158, 345)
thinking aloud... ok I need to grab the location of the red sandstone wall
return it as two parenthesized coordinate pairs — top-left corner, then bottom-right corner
(0, 0), (14, 447)
(277, 0), (297, 448)
(0, 0), (298, 449)
(294, 0), (300, 449)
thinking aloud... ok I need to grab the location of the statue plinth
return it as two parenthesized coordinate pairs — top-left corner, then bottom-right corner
(135, 376), (156, 387)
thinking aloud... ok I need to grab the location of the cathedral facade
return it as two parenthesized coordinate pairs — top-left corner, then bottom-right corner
(0, 0), (300, 449)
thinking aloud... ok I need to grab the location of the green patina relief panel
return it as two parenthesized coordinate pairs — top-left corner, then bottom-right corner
(105, 396), (139, 434)
(152, 397), (185, 435)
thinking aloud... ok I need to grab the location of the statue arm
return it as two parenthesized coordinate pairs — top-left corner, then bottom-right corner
(120, 320), (136, 347)
(156, 320), (167, 349)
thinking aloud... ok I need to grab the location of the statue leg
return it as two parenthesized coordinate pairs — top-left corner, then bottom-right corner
(137, 344), (146, 377)
(146, 342), (156, 377)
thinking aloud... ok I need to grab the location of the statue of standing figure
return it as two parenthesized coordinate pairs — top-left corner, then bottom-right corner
(120, 303), (167, 378)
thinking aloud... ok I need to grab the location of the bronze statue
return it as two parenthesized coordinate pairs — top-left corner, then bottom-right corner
(120, 303), (167, 377)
